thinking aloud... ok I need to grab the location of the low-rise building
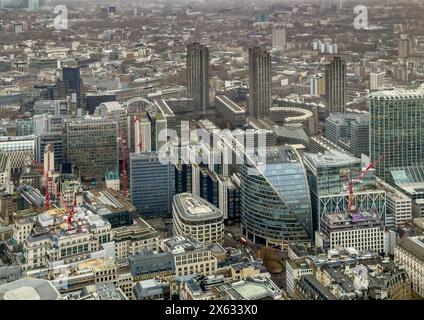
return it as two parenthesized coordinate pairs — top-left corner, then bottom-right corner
(395, 236), (424, 297)
(161, 235), (217, 277)
(113, 217), (159, 264)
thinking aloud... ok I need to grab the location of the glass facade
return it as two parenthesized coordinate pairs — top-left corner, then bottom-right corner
(65, 118), (118, 178)
(130, 152), (175, 217)
(304, 150), (386, 231)
(369, 90), (424, 182)
(240, 146), (312, 244)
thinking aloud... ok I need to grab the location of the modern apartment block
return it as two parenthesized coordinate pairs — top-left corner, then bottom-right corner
(187, 43), (209, 114)
(325, 56), (346, 113)
(248, 46), (272, 119)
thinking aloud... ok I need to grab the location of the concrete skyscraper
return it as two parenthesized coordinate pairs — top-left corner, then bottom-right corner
(187, 43), (209, 114)
(325, 56), (346, 114)
(248, 46), (272, 119)
(369, 90), (424, 182)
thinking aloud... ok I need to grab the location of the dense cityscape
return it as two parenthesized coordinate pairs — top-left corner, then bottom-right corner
(0, 0), (423, 304)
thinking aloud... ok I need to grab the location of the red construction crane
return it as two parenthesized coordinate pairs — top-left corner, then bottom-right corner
(44, 147), (53, 210)
(121, 137), (128, 197)
(57, 192), (77, 230)
(344, 156), (383, 212)
(135, 116), (143, 153)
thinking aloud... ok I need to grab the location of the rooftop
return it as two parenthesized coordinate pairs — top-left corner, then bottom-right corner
(162, 235), (206, 255)
(0, 278), (61, 300)
(397, 236), (424, 262)
(173, 193), (223, 222)
(303, 149), (360, 168)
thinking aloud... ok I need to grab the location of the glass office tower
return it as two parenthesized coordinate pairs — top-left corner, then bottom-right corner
(240, 146), (312, 244)
(369, 90), (424, 182)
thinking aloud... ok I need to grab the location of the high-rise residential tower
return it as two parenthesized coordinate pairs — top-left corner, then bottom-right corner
(325, 56), (346, 114)
(187, 43), (209, 114)
(369, 90), (424, 182)
(248, 46), (272, 119)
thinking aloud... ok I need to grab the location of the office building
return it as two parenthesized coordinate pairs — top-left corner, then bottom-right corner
(388, 165), (424, 218)
(0, 154), (11, 188)
(187, 43), (209, 113)
(27, 0), (39, 11)
(16, 119), (34, 136)
(112, 217), (160, 261)
(161, 235), (217, 277)
(0, 136), (35, 173)
(377, 179), (412, 227)
(33, 100), (68, 116)
(325, 56), (346, 113)
(129, 251), (175, 281)
(395, 236), (424, 297)
(325, 112), (369, 158)
(64, 117), (118, 179)
(248, 47), (272, 119)
(129, 152), (175, 217)
(133, 279), (169, 300)
(85, 93), (117, 115)
(240, 146), (312, 244)
(35, 132), (63, 171)
(172, 193), (224, 245)
(315, 211), (385, 253)
(83, 189), (136, 228)
(218, 176), (240, 222)
(369, 90), (424, 182)
(62, 67), (83, 110)
(303, 150), (387, 231)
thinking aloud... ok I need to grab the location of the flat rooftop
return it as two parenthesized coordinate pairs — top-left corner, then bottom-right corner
(84, 189), (136, 215)
(303, 149), (360, 168)
(173, 193), (223, 222)
(0, 278), (61, 300)
(162, 235), (206, 254)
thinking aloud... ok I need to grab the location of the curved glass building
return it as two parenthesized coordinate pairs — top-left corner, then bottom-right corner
(240, 146), (312, 245)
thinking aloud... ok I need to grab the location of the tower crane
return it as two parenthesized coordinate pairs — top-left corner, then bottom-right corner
(344, 156), (383, 213)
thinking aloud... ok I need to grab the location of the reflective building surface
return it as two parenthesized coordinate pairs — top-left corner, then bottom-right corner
(240, 146), (312, 244)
